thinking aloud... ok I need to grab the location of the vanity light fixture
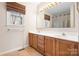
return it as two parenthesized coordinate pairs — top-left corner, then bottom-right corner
(40, 2), (62, 12)
(48, 2), (58, 7)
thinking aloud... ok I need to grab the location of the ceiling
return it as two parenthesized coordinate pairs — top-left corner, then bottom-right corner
(47, 2), (74, 15)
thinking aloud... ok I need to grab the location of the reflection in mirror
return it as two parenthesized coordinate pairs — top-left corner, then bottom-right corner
(37, 2), (75, 28)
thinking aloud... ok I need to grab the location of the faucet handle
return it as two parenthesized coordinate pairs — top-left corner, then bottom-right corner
(62, 33), (66, 36)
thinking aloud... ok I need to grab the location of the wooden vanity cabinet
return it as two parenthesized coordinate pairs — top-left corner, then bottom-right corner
(29, 33), (79, 56)
(45, 36), (55, 56)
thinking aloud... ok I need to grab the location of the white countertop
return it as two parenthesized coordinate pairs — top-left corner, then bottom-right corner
(29, 31), (79, 42)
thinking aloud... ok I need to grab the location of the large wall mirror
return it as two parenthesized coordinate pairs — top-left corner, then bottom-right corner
(36, 2), (75, 28)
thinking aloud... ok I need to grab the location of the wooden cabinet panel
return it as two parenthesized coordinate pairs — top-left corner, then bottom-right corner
(32, 34), (38, 49)
(77, 43), (79, 55)
(29, 33), (33, 47)
(59, 39), (78, 56)
(37, 35), (45, 54)
(29, 33), (38, 49)
(45, 36), (55, 56)
(55, 39), (60, 56)
(59, 40), (73, 56)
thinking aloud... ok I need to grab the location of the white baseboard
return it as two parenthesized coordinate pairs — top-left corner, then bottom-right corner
(0, 46), (23, 55)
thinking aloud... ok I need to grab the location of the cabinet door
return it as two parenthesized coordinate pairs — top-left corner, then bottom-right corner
(29, 33), (33, 47)
(45, 36), (55, 56)
(59, 40), (75, 56)
(37, 35), (45, 54)
(29, 33), (38, 49)
(32, 34), (38, 49)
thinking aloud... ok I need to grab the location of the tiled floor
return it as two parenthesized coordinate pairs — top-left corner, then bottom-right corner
(1, 47), (42, 56)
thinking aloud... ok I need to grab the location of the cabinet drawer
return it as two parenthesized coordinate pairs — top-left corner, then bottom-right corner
(38, 42), (44, 48)
(37, 35), (45, 54)
(38, 35), (44, 41)
(38, 39), (44, 44)
(38, 43), (45, 54)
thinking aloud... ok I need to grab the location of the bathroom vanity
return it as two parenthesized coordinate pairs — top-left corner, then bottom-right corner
(28, 2), (79, 56)
(29, 32), (79, 56)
